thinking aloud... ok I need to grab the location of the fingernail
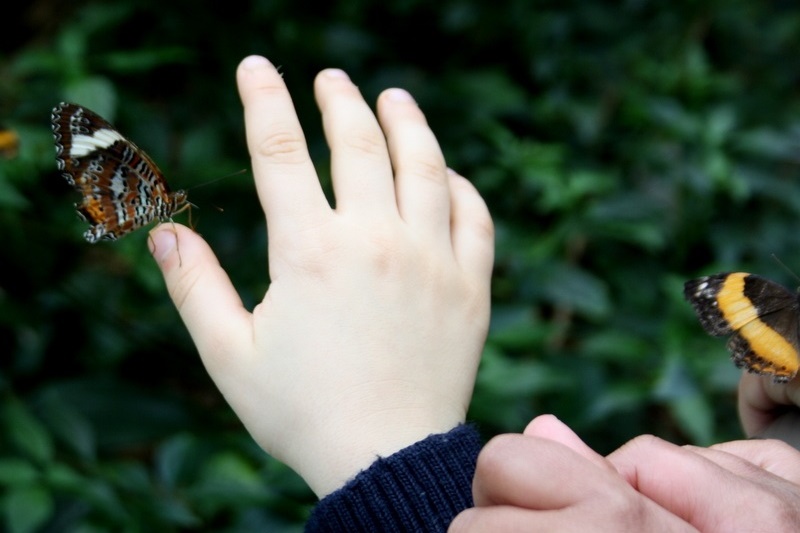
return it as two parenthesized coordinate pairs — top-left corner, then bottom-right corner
(323, 68), (350, 80)
(149, 226), (177, 263)
(385, 88), (416, 103)
(240, 55), (272, 70)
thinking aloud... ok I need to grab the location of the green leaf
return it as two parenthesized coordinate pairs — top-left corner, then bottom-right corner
(63, 77), (117, 120)
(669, 394), (716, 446)
(2, 400), (54, 464)
(537, 262), (611, 319)
(103, 47), (194, 73)
(44, 463), (85, 492)
(0, 459), (39, 486)
(155, 433), (195, 490)
(0, 175), (28, 209)
(2, 485), (53, 533)
(37, 391), (96, 461)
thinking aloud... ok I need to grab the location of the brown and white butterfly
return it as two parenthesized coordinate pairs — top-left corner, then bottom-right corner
(51, 102), (190, 242)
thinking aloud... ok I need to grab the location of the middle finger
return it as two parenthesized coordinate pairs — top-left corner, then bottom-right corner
(315, 69), (397, 218)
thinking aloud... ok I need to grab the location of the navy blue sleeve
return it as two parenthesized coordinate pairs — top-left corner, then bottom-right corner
(305, 424), (482, 532)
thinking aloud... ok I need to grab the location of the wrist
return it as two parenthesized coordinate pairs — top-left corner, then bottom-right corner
(283, 380), (470, 497)
(301, 411), (468, 497)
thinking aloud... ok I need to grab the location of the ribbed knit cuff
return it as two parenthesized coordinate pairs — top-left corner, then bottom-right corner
(305, 424), (481, 532)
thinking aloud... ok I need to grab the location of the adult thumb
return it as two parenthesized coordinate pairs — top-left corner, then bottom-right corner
(524, 415), (613, 471)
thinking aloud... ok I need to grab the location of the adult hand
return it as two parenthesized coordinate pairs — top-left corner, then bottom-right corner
(449, 415), (697, 532)
(738, 372), (800, 437)
(149, 55), (494, 497)
(452, 415), (800, 532)
(610, 434), (800, 531)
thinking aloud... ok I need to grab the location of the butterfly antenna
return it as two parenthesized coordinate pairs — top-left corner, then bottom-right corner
(186, 168), (248, 192)
(771, 254), (800, 286)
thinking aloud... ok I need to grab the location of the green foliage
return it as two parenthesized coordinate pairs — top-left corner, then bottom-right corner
(4, 0), (800, 529)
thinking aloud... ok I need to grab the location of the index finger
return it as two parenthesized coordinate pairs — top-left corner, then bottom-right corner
(607, 435), (799, 531)
(236, 55), (331, 235)
(702, 438), (800, 483)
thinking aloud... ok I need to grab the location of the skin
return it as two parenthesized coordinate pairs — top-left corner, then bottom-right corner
(738, 372), (800, 436)
(148, 55), (494, 498)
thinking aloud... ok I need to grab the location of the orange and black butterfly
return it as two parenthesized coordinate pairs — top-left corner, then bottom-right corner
(685, 272), (800, 383)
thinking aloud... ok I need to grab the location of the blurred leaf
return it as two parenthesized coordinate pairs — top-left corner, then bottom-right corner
(488, 305), (549, 349)
(155, 433), (195, 490)
(653, 355), (698, 400)
(653, 356), (717, 444)
(36, 391), (96, 461)
(44, 463), (85, 493)
(188, 452), (269, 516)
(2, 485), (53, 533)
(2, 399), (54, 465)
(152, 496), (201, 527)
(584, 383), (649, 422)
(537, 262), (611, 319)
(476, 345), (571, 398)
(668, 394), (716, 446)
(0, 173), (28, 209)
(62, 77), (117, 120)
(0, 459), (39, 486)
(103, 47), (194, 73)
(581, 329), (653, 363)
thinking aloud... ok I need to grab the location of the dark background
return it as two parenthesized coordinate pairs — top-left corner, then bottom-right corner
(3, 1), (800, 530)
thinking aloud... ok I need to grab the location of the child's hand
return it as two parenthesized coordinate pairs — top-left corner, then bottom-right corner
(149, 56), (494, 497)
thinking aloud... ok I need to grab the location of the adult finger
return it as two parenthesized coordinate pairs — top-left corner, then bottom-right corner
(523, 414), (613, 471)
(450, 505), (696, 533)
(609, 434), (800, 531)
(696, 439), (800, 484)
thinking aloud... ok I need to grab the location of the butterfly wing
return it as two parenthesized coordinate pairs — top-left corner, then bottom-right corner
(52, 102), (186, 242)
(684, 272), (800, 383)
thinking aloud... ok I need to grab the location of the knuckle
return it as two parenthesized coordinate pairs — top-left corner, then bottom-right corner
(340, 127), (386, 158)
(274, 229), (341, 281)
(759, 494), (800, 530)
(167, 261), (202, 313)
(254, 129), (308, 164)
(603, 486), (649, 524)
(407, 157), (447, 185)
(475, 434), (519, 474)
(625, 434), (666, 453)
(355, 225), (412, 279)
(472, 213), (495, 242)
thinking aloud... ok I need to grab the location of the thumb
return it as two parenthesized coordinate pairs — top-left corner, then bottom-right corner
(524, 414), (612, 471)
(149, 224), (253, 372)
